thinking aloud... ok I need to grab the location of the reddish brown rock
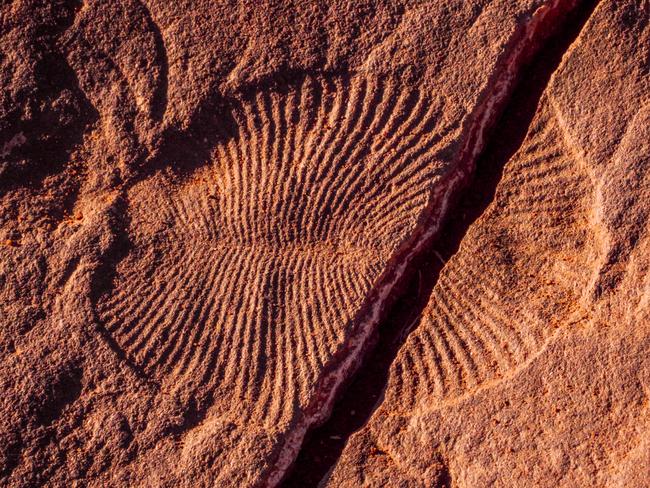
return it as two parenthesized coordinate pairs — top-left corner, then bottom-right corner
(1, 0), (647, 487)
(324, 1), (650, 486)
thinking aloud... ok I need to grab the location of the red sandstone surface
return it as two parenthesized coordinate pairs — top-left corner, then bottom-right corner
(0, 1), (648, 487)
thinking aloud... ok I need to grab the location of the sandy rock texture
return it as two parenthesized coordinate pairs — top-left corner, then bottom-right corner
(0, 0), (647, 487)
(324, 0), (650, 486)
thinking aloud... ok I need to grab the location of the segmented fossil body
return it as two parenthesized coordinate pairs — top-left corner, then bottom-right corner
(97, 75), (453, 429)
(388, 97), (598, 411)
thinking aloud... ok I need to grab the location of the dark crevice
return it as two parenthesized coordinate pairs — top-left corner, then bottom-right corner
(432, 456), (453, 488)
(282, 1), (600, 486)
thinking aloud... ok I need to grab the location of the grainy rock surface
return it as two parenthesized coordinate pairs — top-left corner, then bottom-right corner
(0, 0), (647, 487)
(324, 1), (650, 486)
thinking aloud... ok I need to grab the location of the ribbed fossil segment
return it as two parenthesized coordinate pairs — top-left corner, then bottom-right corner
(96, 75), (450, 428)
(389, 98), (597, 410)
(323, 95), (605, 488)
